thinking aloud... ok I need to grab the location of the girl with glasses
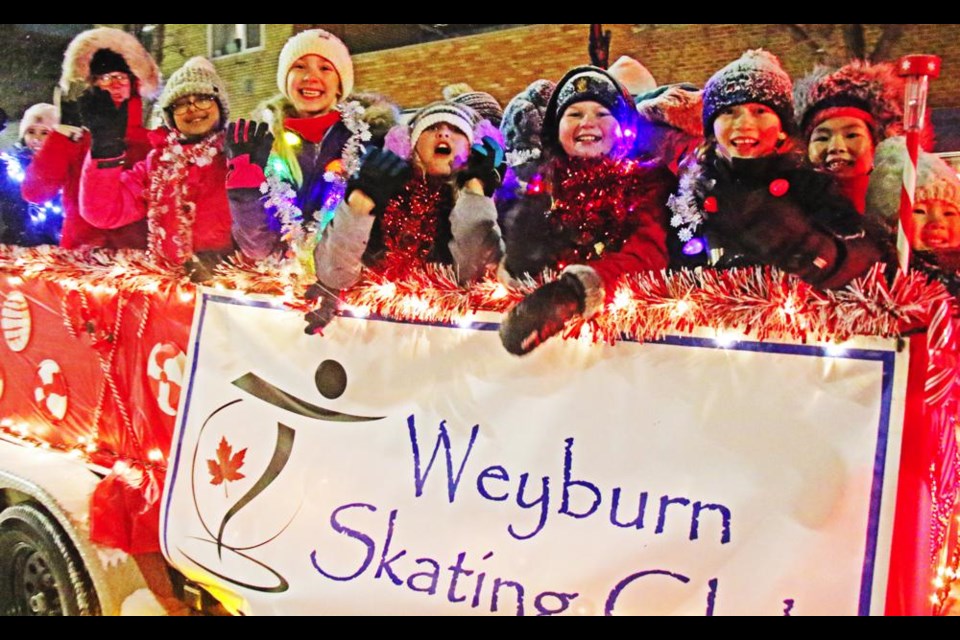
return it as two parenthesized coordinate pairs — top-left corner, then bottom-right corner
(79, 57), (234, 274)
(21, 27), (160, 251)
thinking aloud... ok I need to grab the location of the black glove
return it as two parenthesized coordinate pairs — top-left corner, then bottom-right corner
(78, 87), (128, 159)
(501, 192), (560, 279)
(225, 119), (274, 168)
(705, 161), (859, 288)
(456, 136), (506, 197)
(499, 273), (586, 356)
(346, 146), (412, 212)
(59, 100), (82, 130)
(54, 83), (84, 129)
(303, 281), (341, 336)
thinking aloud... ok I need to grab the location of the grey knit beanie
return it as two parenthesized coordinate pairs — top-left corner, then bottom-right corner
(159, 57), (230, 130)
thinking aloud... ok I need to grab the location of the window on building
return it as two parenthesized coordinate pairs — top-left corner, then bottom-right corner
(210, 24), (263, 58)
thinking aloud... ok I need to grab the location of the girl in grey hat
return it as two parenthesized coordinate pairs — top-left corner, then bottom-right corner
(79, 57), (234, 272)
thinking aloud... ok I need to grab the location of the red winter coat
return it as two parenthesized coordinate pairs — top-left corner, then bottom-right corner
(80, 128), (231, 263)
(22, 96), (152, 250)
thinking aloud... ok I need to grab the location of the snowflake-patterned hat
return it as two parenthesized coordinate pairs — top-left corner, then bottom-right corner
(158, 57), (230, 130)
(277, 28), (354, 100)
(794, 60), (905, 144)
(702, 49), (794, 135)
(499, 78), (555, 167)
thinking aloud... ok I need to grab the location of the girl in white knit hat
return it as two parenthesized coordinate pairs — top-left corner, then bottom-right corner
(0, 103), (63, 245)
(225, 28), (398, 263)
(867, 136), (960, 252)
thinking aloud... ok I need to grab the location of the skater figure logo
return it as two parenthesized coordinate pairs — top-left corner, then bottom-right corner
(179, 359), (384, 592)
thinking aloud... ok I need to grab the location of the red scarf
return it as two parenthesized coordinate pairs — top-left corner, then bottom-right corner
(284, 111), (341, 144)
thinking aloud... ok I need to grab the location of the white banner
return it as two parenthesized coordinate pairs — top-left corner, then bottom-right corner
(161, 290), (909, 616)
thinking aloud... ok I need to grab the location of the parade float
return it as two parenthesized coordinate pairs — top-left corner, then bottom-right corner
(0, 242), (957, 616)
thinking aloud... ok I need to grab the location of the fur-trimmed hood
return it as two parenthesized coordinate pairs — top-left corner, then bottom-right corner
(59, 27), (161, 100)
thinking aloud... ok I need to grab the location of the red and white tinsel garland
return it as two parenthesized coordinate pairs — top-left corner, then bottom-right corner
(146, 130), (223, 265)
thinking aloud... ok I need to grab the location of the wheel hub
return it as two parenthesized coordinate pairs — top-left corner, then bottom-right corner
(14, 545), (62, 616)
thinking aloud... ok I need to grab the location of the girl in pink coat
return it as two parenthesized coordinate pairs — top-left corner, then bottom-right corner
(80, 57), (233, 273)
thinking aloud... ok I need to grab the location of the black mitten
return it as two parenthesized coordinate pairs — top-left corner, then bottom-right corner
(184, 250), (231, 284)
(346, 147), (413, 212)
(78, 87), (128, 159)
(705, 161), (859, 288)
(499, 273), (586, 356)
(225, 119), (274, 168)
(303, 281), (341, 336)
(456, 136), (506, 197)
(54, 83), (85, 129)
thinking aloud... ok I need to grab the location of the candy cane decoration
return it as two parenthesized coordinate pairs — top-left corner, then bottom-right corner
(897, 54), (941, 273)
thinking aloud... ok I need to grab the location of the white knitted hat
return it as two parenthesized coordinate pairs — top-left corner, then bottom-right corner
(276, 29), (353, 100)
(866, 136), (960, 231)
(18, 103), (59, 141)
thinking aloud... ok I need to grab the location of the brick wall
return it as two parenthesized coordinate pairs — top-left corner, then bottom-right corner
(158, 24), (960, 119)
(160, 24), (295, 119)
(353, 24), (960, 110)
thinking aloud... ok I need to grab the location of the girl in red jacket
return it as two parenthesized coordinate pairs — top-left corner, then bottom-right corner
(80, 57), (233, 273)
(22, 27), (159, 250)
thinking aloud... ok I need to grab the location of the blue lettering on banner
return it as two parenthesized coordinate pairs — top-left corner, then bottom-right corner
(309, 501), (789, 616)
(304, 416), (755, 615)
(404, 414), (732, 544)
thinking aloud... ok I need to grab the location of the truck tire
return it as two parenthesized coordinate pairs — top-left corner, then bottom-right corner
(0, 503), (99, 616)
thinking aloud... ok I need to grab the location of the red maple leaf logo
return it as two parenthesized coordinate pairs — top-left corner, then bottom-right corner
(207, 436), (247, 497)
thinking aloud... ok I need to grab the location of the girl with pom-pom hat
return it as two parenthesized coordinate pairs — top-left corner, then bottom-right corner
(225, 28), (399, 263)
